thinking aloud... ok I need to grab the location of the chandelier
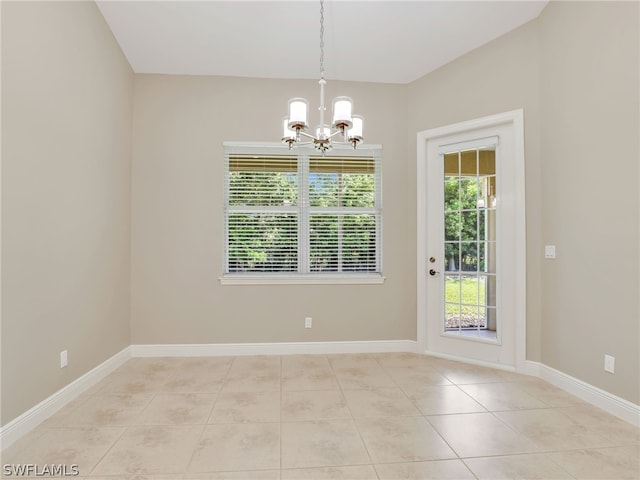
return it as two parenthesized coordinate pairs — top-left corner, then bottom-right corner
(281, 0), (363, 153)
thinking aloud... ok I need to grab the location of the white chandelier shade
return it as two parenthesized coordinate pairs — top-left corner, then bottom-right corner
(287, 98), (309, 130)
(332, 96), (353, 128)
(349, 115), (363, 141)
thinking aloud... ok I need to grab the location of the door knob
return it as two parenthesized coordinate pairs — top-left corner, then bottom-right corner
(429, 269), (439, 276)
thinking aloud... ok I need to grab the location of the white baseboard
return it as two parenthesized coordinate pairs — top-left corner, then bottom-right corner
(130, 340), (418, 357)
(519, 359), (542, 377)
(422, 349), (517, 373)
(0, 346), (131, 451)
(524, 360), (640, 427)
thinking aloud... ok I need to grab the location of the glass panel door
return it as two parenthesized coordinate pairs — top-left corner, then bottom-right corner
(443, 148), (497, 341)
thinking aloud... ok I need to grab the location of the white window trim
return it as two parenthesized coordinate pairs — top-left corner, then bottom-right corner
(219, 273), (386, 285)
(221, 142), (384, 285)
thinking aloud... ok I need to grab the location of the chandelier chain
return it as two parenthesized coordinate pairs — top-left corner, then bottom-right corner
(319, 0), (325, 80)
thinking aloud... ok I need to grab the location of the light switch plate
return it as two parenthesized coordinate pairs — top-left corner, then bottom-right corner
(544, 245), (556, 259)
(60, 350), (68, 368)
(604, 354), (615, 374)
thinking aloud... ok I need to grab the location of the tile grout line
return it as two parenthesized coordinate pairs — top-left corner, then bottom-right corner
(332, 354), (379, 478)
(84, 414), (137, 476)
(83, 358), (168, 476)
(183, 356), (235, 476)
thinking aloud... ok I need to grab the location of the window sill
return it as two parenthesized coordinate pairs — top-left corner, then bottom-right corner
(219, 273), (386, 286)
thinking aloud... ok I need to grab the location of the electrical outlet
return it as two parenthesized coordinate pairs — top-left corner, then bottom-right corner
(60, 350), (68, 368)
(305, 317), (312, 329)
(604, 354), (615, 374)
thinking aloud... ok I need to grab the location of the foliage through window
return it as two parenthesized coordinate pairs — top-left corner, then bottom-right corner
(224, 145), (382, 276)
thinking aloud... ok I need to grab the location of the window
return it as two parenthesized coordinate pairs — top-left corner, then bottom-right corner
(222, 143), (383, 284)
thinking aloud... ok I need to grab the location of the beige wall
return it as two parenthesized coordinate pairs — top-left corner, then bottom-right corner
(408, 1), (639, 404)
(1, 1), (133, 424)
(130, 75), (412, 344)
(538, 1), (639, 404)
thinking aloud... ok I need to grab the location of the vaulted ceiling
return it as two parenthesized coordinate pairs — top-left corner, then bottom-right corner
(97, 1), (548, 84)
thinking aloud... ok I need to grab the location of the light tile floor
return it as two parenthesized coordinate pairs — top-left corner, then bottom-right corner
(2, 353), (638, 479)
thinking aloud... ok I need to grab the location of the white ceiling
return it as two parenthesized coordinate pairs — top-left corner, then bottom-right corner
(96, 0), (548, 85)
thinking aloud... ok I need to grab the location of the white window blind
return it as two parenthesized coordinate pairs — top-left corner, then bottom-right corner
(224, 146), (382, 277)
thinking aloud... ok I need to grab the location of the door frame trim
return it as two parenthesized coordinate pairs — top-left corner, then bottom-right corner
(416, 109), (527, 371)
